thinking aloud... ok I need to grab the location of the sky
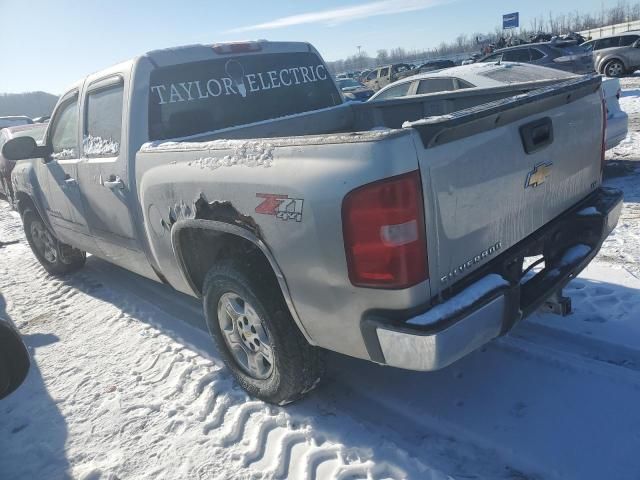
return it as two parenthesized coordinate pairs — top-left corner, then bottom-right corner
(1, 0), (607, 94)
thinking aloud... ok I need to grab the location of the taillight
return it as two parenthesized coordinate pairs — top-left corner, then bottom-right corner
(342, 171), (428, 289)
(212, 42), (262, 54)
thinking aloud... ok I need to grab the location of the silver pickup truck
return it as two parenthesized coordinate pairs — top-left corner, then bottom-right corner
(3, 41), (623, 404)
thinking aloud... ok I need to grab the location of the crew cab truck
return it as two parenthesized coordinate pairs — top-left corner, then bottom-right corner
(3, 41), (622, 404)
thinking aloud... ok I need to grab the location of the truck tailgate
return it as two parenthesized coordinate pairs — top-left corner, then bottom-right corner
(407, 76), (603, 294)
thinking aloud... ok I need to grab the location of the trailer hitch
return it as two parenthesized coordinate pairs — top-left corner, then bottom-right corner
(540, 290), (572, 316)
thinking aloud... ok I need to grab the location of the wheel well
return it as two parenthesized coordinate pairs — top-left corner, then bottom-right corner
(602, 57), (625, 70)
(15, 191), (36, 216)
(176, 227), (281, 299)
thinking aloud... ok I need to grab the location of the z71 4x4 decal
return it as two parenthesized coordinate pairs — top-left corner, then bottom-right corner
(255, 193), (304, 222)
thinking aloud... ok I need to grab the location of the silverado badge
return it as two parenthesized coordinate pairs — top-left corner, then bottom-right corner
(525, 162), (552, 188)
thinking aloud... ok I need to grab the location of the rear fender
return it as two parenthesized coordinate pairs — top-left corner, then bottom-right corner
(170, 219), (313, 343)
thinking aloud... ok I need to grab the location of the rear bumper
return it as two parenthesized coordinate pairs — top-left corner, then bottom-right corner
(362, 187), (623, 371)
(606, 110), (629, 150)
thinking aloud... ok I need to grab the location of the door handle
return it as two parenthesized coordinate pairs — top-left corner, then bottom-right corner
(100, 174), (124, 190)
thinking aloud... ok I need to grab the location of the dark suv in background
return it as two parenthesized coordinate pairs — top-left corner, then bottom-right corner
(479, 41), (594, 74)
(581, 32), (640, 77)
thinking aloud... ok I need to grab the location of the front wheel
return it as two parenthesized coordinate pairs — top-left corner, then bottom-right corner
(203, 261), (323, 405)
(23, 208), (86, 275)
(604, 59), (625, 77)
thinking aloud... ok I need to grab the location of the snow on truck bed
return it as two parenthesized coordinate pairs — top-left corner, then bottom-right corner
(2, 82), (640, 480)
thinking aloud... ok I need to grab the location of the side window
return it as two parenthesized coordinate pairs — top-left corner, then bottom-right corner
(374, 82), (412, 100)
(502, 49), (531, 62)
(50, 97), (79, 160)
(416, 78), (456, 95)
(366, 70), (378, 81)
(619, 35), (639, 47)
(529, 48), (545, 60)
(597, 37), (620, 50)
(582, 41), (594, 52)
(379, 67), (390, 78)
(84, 83), (123, 157)
(454, 78), (475, 89)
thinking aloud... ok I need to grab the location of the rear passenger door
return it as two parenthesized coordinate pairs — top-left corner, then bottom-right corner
(76, 76), (144, 265)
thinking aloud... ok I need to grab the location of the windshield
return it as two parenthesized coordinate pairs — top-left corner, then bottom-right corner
(148, 52), (342, 140)
(338, 79), (362, 88)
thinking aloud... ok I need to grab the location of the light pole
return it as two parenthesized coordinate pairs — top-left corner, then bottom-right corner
(357, 46), (362, 70)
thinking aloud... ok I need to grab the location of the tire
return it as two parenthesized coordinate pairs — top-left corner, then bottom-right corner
(604, 59), (625, 78)
(22, 208), (86, 275)
(203, 260), (323, 405)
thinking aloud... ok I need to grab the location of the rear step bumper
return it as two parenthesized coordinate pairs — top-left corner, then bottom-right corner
(362, 187), (623, 371)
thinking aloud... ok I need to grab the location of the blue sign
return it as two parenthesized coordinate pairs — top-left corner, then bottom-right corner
(503, 12), (519, 29)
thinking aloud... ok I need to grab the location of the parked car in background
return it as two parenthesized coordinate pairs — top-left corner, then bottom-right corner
(337, 78), (374, 101)
(0, 123), (47, 205)
(478, 41), (594, 74)
(370, 62), (580, 100)
(0, 116), (33, 131)
(581, 32), (640, 77)
(602, 77), (628, 149)
(369, 61), (625, 150)
(33, 116), (50, 123)
(362, 63), (414, 90)
(0, 315), (30, 400)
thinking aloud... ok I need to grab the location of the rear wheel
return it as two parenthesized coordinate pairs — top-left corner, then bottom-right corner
(604, 59), (625, 77)
(23, 208), (86, 275)
(203, 261), (323, 405)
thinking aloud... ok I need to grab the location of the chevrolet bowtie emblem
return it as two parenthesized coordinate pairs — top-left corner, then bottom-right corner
(525, 162), (552, 188)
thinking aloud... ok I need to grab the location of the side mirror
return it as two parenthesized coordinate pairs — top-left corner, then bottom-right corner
(0, 319), (30, 400)
(1, 136), (52, 161)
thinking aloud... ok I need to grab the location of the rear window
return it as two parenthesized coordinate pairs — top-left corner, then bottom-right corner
(148, 52), (341, 141)
(416, 78), (456, 94)
(479, 65), (576, 83)
(502, 49), (531, 63)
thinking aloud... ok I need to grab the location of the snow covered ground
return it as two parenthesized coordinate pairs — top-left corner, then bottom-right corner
(1, 80), (640, 480)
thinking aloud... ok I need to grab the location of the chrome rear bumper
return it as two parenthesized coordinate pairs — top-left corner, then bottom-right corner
(363, 187), (624, 371)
